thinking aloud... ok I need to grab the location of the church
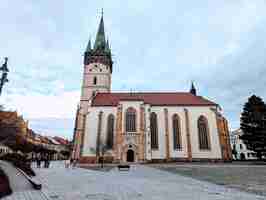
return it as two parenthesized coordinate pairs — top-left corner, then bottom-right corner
(72, 15), (232, 163)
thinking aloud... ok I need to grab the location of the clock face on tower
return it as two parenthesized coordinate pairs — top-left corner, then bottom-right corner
(88, 63), (109, 73)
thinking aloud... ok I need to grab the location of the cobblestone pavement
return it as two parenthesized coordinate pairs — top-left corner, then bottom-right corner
(150, 163), (266, 196)
(3, 162), (266, 200)
(0, 161), (32, 192)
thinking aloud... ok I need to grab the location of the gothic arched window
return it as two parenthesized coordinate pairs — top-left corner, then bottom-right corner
(93, 76), (97, 85)
(198, 115), (211, 150)
(106, 114), (114, 149)
(126, 107), (136, 132)
(150, 112), (158, 149)
(172, 114), (181, 150)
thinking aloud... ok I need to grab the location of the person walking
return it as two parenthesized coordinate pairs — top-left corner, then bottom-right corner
(47, 159), (50, 168)
(36, 157), (41, 168)
(44, 157), (49, 168)
(70, 158), (73, 168)
(72, 159), (78, 169)
(65, 159), (70, 169)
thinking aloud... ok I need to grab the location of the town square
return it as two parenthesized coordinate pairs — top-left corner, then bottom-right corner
(1, 1), (266, 199)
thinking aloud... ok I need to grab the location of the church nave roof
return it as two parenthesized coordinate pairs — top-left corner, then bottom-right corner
(91, 92), (217, 107)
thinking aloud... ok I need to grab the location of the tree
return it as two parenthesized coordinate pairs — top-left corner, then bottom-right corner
(240, 95), (266, 160)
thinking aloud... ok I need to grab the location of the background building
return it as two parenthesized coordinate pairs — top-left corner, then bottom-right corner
(0, 143), (12, 156)
(230, 129), (258, 160)
(0, 110), (70, 160)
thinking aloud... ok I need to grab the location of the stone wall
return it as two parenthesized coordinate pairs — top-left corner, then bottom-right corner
(80, 102), (225, 163)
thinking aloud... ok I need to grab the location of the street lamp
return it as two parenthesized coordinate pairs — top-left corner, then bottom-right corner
(0, 57), (9, 96)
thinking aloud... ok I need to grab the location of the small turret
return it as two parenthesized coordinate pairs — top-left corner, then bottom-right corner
(85, 39), (92, 52)
(190, 81), (197, 96)
(105, 39), (111, 53)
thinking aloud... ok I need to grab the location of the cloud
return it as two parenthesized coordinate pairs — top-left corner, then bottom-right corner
(28, 118), (74, 140)
(0, 90), (80, 119)
(0, 90), (80, 139)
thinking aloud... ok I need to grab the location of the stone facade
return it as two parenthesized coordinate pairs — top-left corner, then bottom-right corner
(216, 114), (232, 161)
(184, 108), (192, 161)
(79, 103), (231, 163)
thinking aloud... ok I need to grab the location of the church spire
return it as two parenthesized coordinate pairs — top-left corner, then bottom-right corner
(84, 10), (113, 71)
(105, 39), (111, 52)
(85, 38), (92, 52)
(93, 9), (106, 51)
(190, 81), (197, 96)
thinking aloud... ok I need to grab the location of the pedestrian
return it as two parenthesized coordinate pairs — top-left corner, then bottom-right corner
(65, 159), (70, 169)
(70, 158), (73, 168)
(72, 159), (78, 169)
(37, 157), (41, 168)
(41, 156), (44, 168)
(47, 159), (50, 168)
(44, 158), (49, 168)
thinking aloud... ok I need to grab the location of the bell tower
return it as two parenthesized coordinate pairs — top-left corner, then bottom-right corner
(80, 13), (113, 113)
(72, 13), (113, 159)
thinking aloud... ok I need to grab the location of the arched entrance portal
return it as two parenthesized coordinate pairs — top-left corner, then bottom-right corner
(126, 149), (134, 162)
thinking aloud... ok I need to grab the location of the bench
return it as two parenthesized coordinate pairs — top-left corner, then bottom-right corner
(117, 164), (130, 171)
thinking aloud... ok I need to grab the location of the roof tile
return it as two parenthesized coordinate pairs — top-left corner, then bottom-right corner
(91, 92), (217, 107)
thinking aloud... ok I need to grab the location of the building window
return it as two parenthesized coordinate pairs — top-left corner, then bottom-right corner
(126, 107), (136, 132)
(172, 114), (181, 150)
(106, 114), (115, 149)
(150, 112), (159, 149)
(198, 115), (210, 150)
(239, 144), (243, 150)
(93, 76), (97, 85)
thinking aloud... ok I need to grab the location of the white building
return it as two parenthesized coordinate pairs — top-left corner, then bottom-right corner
(0, 143), (12, 156)
(230, 129), (257, 160)
(72, 14), (232, 163)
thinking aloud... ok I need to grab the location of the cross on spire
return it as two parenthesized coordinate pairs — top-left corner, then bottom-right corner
(101, 8), (104, 18)
(93, 9), (106, 50)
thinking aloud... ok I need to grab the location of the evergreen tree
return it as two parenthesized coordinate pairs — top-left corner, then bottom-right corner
(240, 95), (266, 160)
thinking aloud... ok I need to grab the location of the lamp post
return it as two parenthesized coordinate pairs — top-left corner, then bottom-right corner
(0, 57), (9, 96)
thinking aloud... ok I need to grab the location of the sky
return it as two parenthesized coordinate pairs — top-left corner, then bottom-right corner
(0, 0), (266, 140)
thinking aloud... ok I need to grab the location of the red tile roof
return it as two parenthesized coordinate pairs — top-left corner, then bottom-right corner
(53, 136), (70, 145)
(91, 92), (217, 107)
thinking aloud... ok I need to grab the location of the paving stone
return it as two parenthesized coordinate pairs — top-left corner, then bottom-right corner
(2, 161), (266, 200)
